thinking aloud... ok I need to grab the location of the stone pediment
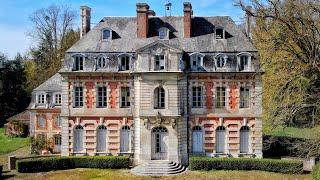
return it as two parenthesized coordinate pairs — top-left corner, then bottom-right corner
(136, 41), (183, 54)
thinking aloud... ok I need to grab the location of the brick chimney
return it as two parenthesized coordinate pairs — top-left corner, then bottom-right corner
(136, 3), (156, 38)
(183, 2), (192, 38)
(245, 6), (252, 39)
(80, 6), (91, 38)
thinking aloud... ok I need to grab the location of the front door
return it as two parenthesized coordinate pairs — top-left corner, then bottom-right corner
(151, 127), (168, 160)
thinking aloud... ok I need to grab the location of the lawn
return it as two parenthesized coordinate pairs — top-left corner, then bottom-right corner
(0, 128), (30, 155)
(263, 126), (319, 139)
(2, 169), (311, 180)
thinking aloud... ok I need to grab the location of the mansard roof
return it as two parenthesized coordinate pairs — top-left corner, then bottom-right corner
(34, 73), (62, 92)
(67, 16), (256, 53)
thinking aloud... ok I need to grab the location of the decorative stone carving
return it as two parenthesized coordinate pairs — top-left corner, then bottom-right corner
(171, 119), (176, 128)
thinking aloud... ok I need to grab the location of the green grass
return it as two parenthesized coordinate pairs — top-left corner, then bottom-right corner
(263, 126), (319, 139)
(0, 128), (30, 155)
(2, 168), (311, 180)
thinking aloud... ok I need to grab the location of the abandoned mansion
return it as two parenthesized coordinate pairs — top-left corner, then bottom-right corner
(28, 2), (263, 166)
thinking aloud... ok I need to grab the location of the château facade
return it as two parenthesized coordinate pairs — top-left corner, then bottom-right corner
(28, 2), (263, 166)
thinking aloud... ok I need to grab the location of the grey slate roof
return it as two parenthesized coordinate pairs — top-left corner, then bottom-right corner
(34, 73), (62, 92)
(67, 16), (256, 53)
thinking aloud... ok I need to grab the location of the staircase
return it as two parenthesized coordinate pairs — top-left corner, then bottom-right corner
(131, 160), (186, 176)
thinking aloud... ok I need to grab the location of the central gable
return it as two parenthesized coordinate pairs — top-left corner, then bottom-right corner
(136, 41), (183, 54)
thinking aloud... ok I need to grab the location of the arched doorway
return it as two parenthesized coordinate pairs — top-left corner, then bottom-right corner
(192, 126), (203, 153)
(151, 127), (168, 160)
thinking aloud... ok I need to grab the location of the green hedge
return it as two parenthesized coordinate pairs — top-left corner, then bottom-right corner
(312, 163), (320, 180)
(17, 156), (129, 173)
(189, 157), (303, 174)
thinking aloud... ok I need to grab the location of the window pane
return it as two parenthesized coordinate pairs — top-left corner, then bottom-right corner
(103, 30), (110, 39)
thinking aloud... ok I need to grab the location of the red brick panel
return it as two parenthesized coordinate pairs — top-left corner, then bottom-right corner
(229, 82), (238, 109)
(108, 82), (119, 108)
(85, 82), (95, 108)
(204, 82), (214, 109)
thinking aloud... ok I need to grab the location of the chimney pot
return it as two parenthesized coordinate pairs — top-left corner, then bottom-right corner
(80, 5), (91, 38)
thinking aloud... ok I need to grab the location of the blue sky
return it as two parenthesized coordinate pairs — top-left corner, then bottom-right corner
(0, 0), (245, 59)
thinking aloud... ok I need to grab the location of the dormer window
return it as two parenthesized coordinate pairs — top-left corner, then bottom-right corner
(102, 28), (112, 40)
(215, 27), (225, 39)
(97, 55), (109, 69)
(215, 54), (227, 69)
(158, 27), (169, 40)
(37, 93), (46, 104)
(189, 52), (205, 71)
(118, 53), (132, 71)
(237, 52), (252, 71)
(72, 55), (84, 71)
(155, 55), (165, 70)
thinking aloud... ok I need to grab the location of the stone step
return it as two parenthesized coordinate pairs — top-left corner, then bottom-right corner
(131, 161), (186, 176)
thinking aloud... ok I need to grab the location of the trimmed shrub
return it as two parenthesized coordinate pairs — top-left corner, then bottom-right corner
(312, 163), (320, 180)
(189, 157), (303, 174)
(16, 156), (129, 173)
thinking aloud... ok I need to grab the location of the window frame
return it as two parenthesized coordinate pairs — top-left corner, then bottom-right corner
(36, 92), (46, 105)
(38, 115), (45, 128)
(97, 86), (107, 108)
(102, 28), (112, 41)
(215, 54), (227, 69)
(97, 126), (108, 152)
(53, 93), (62, 105)
(73, 125), (84, 152)
(216, 126), (226, 153)
(240, 126), (250, 153)
(154, 87), (165, 109)
(237, 52), (252, 72)
(158, 27), (170, 40)
(74, 86), (84, 108)
(120, 125), (131, 153)
(96, 55), (109, 69)
(215, 27), (225, 39)
(192, 86), (203, 108)
(120, 87), (130, 108)
(154, 54), (165, 71)
(55, 116), (62, 127)
(216, 87), (226, 108)
(54, 134), (62, 145)
(240, 87), (250, 108)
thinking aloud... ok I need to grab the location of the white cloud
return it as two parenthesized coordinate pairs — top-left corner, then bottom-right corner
(0, 24), (32, 59)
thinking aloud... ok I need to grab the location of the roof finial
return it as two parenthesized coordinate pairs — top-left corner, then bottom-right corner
(165, 0), (172, 16)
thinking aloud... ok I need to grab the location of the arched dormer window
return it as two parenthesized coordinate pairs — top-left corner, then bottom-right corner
(158, 27), (170, 40)
(215, 54), (227, 69)
(215, 27), (225, 39)
(96, 55), (109, 69)
(118, 53), (132, 71)
(237, 52), (252, 71)
(154, 87), (165, 109)
(189, 52), (205, 71)
(72, 54), (85, 71)
(102, 28), (112, 40)
(36, 92), (46, 105)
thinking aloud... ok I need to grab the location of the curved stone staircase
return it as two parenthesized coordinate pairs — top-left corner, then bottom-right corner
(131, 160), (186, 176)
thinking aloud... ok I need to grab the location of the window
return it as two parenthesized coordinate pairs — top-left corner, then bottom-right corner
(155, 55), (165, 70)
(55, 116), (62, 127)
(240, 126), (250, 153)
(73, 56), (84, 71)
(216, 55), (226, 68)
(97, 126), (108, 152)
(192, 126), (203, 153)
(120, 87), (130, 108)
(192, 87), (202, 108)
(54, 134), (61, 145)
(120, 56), (130, 71)
(215, 27), (224, 39)
(37, 93), (46, 104)
(74, 125), (84, 152)
(190, 53), (204, 71)
(216, 87), (226, 108)
(97, 87), (107, 108)
(120, 126), (130, 152)
(154, 87), (165, 109)
(97, 56), (108, 69)
(54, 94), (62, 105)
(158, 27), (169, 40)
(216, 126), (226, 153)
(240, 87), (250, 108)
(74, 87), (83, 107)
(239, 55), (249, 71)
(38, 115), (45, 127)
(102, 29), (112, 40)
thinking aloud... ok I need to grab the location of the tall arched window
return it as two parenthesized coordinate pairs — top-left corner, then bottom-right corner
(74, 125), (84, 152)
(240, 126), (250, 153)
(154, 87), (165, 109)
(97, 126), (108, 152)
(216, 126), (226, 153)
(120, 126), (130, 152)
(192, 126), (203, 153)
